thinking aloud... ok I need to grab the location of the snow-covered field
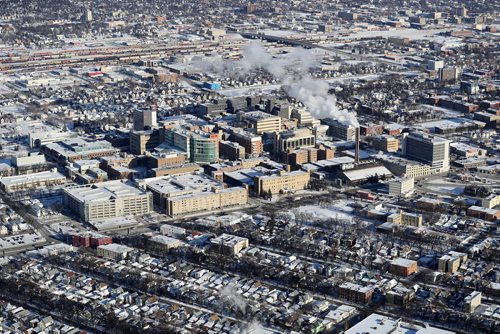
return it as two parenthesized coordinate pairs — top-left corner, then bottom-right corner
(292, 201), (355, 221)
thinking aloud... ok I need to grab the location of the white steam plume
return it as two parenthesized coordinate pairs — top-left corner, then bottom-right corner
(242, 320), (268, 333)
(193, 40), (359, 127)
(219, 284), (247, 314)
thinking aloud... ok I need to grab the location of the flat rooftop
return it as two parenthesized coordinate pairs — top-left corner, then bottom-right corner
(0, 170), (66, 187)
(345, 313), (455, 334)
(144, 173), (222, 196)
(65, 180), (148, 202)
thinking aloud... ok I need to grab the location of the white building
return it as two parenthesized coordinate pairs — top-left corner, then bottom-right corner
(388, 177), (414, 197)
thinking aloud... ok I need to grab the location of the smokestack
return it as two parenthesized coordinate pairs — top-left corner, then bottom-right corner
(355, 127), (360, 163)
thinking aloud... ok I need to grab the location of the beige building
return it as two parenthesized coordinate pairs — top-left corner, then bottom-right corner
(464, 291), (481, 313)
(210, 233), (249, 255)
(64, 180), (153, 222)
(0, 170), (66, 193)
(373, 136), (399, 152)
(389, 177), (414, 197)
(97, 244), (134, 261)
(167, 187), (248, 217)
(482, 193), (500, 209)
(387, 210), (423, 227)
(241, 111), (281, 134)
(256, 170), (310, 196)
(273, 128), (316, 154)
(438, 251), (468, 273)
(130, 130), (160, 155)
(143, 173), (248, 217)
(383, 158), (431, 178)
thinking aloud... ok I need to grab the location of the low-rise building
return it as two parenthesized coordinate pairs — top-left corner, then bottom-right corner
(210, 233), (249, 255)
(390, 258), (418, 277)
(97, 244), (134, 261)
(467, 206), (500, 221)
(387, 210), (423, 227)
(339, 282), (374, 304)
(160, 224), (186, 238)
(148, 235), (182, 251)
(0, 170), (66, 193)
(388, 177), (414, 197)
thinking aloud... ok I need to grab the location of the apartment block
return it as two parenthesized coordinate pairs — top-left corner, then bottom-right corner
(390, 258), (418, 277)
(210, 233), (249, 255)
(97, 244), (134, 261)
(339, 283), (374, 304)
(438, 251), (468, 273)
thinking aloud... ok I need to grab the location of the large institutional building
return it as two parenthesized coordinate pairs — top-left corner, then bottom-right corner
(163, 127), (219, 164)
(63, 180), (153, 222)
(142, 173), (248, 217)
(403, 132), (450, 173)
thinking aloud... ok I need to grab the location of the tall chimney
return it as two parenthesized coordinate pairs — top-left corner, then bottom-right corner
(355, 127), (360, 163)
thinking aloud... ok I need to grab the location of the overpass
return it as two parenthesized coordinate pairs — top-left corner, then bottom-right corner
(240, 32), (400, 67)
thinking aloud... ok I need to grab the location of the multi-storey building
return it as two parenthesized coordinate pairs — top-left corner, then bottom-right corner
(63, 180), (153, 222)
(403, 132), (450, 173)
(230, 129), (263, 157)
(219, 141), (246, 160)
(273, 128), (316, 154)
(372, 135), (399, 152)
(163, 127), (219, 163)
(256, 170), (310, 196)
(438, 251), (468, 273)
(239, 111), (281, 134)
(143, 173), (248, 217)
(339, 283), (374, 304)
(322, 119), (357, 141)
(43, 138), (117, 164)
(133, 109), (157, 131)
(0, 170), (66, 193)
(210, 233), (249, 255)
(130, 129), (161, 155)
(388, 177), (414, 197)
(390, 258), (418, 277)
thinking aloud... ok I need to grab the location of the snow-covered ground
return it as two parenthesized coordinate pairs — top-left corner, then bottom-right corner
(292, 201), (355, 221)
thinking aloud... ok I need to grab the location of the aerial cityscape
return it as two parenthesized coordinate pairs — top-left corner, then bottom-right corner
(0, 0), (498, 333)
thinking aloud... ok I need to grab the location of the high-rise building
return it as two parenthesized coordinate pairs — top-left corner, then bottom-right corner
(133, 109), (157, 131)
(403, 132), (450, 173)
